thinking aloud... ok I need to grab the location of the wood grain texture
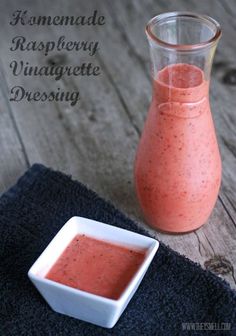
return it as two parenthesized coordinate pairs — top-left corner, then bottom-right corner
(0, 64), (28, 191)
(0, 0), (235, 288)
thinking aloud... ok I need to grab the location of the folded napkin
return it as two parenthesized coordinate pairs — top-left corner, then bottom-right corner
(0, 164), (235, 336)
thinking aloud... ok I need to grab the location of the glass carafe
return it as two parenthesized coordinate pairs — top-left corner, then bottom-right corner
(134, 12), (222, 233)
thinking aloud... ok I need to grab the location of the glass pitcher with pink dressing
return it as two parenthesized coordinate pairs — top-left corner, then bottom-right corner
(134, 12), (222, 233)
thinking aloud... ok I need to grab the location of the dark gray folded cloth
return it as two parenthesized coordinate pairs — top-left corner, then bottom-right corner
(0, 164), (235, 336)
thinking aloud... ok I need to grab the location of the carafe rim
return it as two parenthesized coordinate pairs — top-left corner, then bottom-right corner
(146, 11), (222, 51)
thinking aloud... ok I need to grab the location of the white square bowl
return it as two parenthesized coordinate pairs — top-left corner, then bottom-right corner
(28, 216), (159, 328)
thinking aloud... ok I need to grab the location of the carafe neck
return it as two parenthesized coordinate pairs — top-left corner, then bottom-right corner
(146, 12), (221, 87)
(153, 63), (209, 104)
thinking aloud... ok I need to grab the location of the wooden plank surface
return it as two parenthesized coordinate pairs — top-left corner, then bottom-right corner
(0, 0), (235, 288)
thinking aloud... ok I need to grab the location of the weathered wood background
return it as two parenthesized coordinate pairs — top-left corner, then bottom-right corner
(0, 0), (235, 288)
